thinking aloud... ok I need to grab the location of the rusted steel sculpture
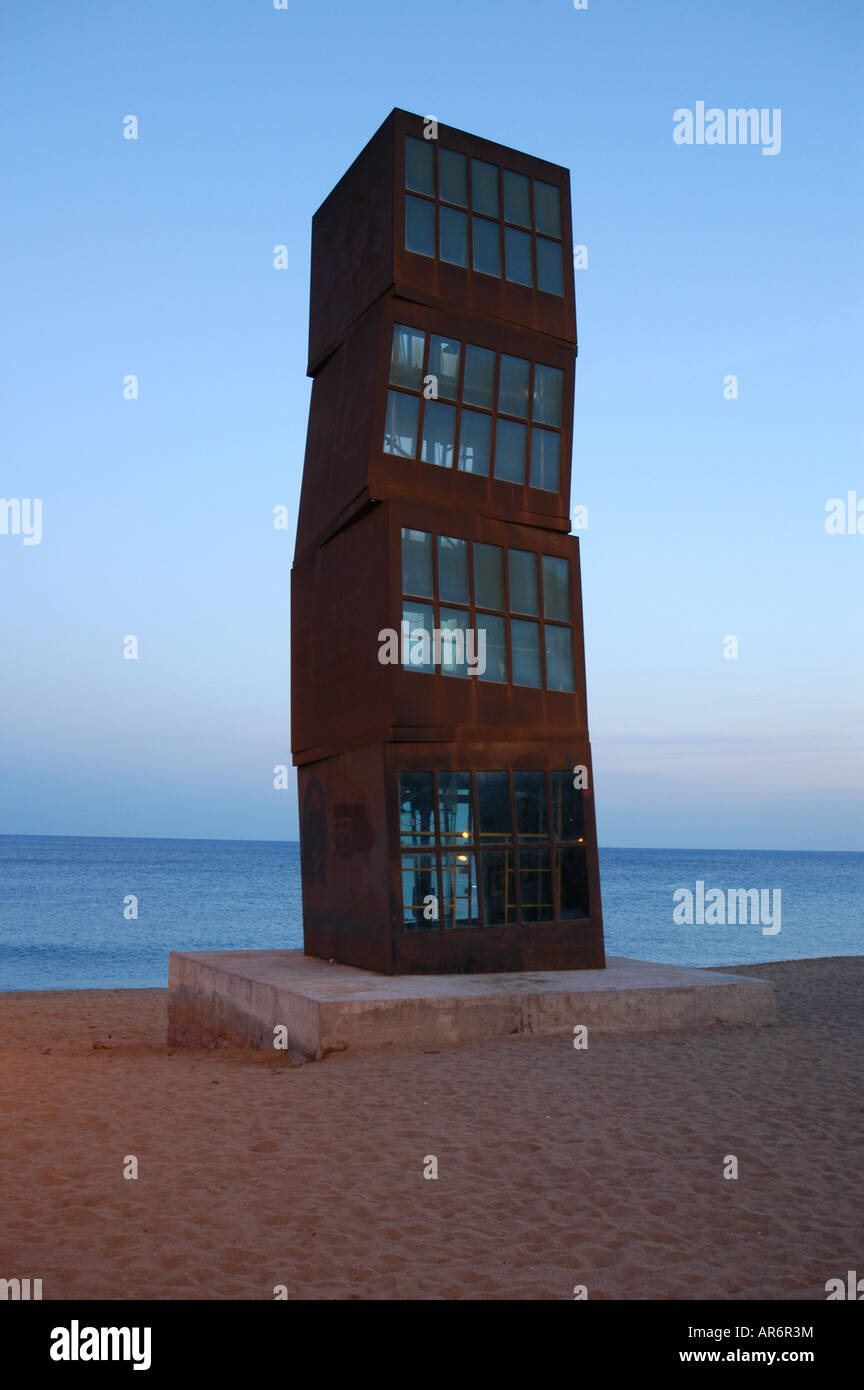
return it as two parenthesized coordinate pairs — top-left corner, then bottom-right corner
(292, 110), (604, 973)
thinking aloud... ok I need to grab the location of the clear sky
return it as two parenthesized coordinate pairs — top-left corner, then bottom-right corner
(1, 0), (861, 849)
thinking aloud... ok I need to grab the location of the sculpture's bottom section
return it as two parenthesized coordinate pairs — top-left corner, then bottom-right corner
(297, 739), (605, 975)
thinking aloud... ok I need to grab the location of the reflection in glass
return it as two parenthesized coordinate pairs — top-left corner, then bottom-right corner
(480, 849), (516, 925)
(534, 181), (561, 237)
(440, 852), (479, 928)
(544, 624), (575, 692)
(399, 772), (436, 845)
(476, 613), (506, 683)
(537, 236), (564, 296)
(405, 137), (435, 196)
(427, 336), (461, 401)
(401, 528), (433, 597)
(439, 206), (468, 266)
(497, 355), (530, 417)
(533, 364), (563, 427)
(541, 554), (570, 621)
(405, 196), (435, 257)
(493, 419), (527, 484)
(458, 409), (491, 475)
(438, 536), (469, 604)
(557, 846), (590, 919)
(401, 601), (434, 672)
(514, 771), (548, 841)
(401, 853), (439, 930)
(390, 325), (426, 390)
(508, 549), (538, 615)
(473, 216), (500, 276)
(439, 608), (470, 678)
(439, 148), (467, 206)
(477, 771), (512, 840)
(550, 773), (585, 842)
(502, 170), (531, 227)
(519, 847), (553, 922)
(463, 344), (495, 408)
(438, 771), (473, 841)
(383, 390), (419, 457)
(471, 159), (499, 216)
(505, 227), (533, 286)
(510, 618), (541, 686)
(421, 401), (456, 468)
(473, 542), (505, 610)
(529, 426), (560, 492)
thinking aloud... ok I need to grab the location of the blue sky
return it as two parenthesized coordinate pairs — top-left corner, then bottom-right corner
(1, 0), (861, 849)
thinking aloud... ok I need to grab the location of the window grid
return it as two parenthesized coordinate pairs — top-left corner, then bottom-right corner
(401, 528), (575, 692)
(399, 770), (589, 930)
(404, 138), (565, 297)
(385, 325), (564, 493)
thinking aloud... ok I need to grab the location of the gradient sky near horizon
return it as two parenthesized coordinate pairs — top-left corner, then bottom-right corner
(1, 0), (862, 850)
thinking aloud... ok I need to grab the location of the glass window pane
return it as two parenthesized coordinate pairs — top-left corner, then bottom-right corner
(399, 772), (436, 846)
(505, 227), (533, 286)
(441, 851), (479, 928)
(438, 536), (469, 605)
(558, 846), (590, 919)
(476, 612), (506, 682)
(439, 206), (468, 267)
(405, 136), (435, 195)
(511, 618), (541, 686)
(537, 236), (564, 296)
(534, 180), (561, 237)
(458, 408), (491, 475)
(480, 848), (516, 925)
(390, 325), (426, 390)
(402, 601), (434, 672)
(463, 344), (495, 408)
(439, 148), (467, 206)
(471, 159), (499, 216)
(529, 426), (560, 492)
(519, 847), (553, 922)
(401, 528), (433, 597)
(533, 364), (564, 426)
(421, 400), (456, 468)
(474, 543), (505, 610)
(439, 607), (470, 678)
(384, 390), (419, 457)
(493, 419), (526, 484)
(514, 771), (548, 841)
(427, 335), (461, 401)
(438, 771), (473, 842)
(502, 170), (531, 226)
(498, 355), (530, 417)
(544, 624), (575, 692)
(405, 195), (435, 257)
(550, 772), (585, 842)
(508, 549), (538, 615)
(541, 555), (570, 621)
(472, 216), (500, 276)
(477, 771), (512, 839)
(402, 854), (440, 930)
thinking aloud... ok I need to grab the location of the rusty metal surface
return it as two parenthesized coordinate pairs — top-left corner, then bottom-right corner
(294, 111), (604, 974)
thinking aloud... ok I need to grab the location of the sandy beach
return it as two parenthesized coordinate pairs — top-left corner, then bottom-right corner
(0, 957), (861, 1301)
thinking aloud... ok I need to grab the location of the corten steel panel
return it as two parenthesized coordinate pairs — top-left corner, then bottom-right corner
(291, 500), (589, 765)
(299, 746), (394, 973)
(308, 109), (576, 376)
(296, 296), (576, 561)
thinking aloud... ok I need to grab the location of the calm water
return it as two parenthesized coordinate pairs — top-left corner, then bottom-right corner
(0, 835), (861, 991)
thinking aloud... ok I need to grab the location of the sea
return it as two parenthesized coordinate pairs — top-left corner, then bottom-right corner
(0, 835), (861, 992)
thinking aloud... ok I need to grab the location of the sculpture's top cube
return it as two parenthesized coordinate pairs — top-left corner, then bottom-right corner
(308, 109), (577, 376)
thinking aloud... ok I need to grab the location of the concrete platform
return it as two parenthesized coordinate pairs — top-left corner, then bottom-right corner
(166, 949), (776, 1063)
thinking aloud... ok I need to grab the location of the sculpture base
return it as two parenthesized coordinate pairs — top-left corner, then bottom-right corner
(167, 949), (776, 1064)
